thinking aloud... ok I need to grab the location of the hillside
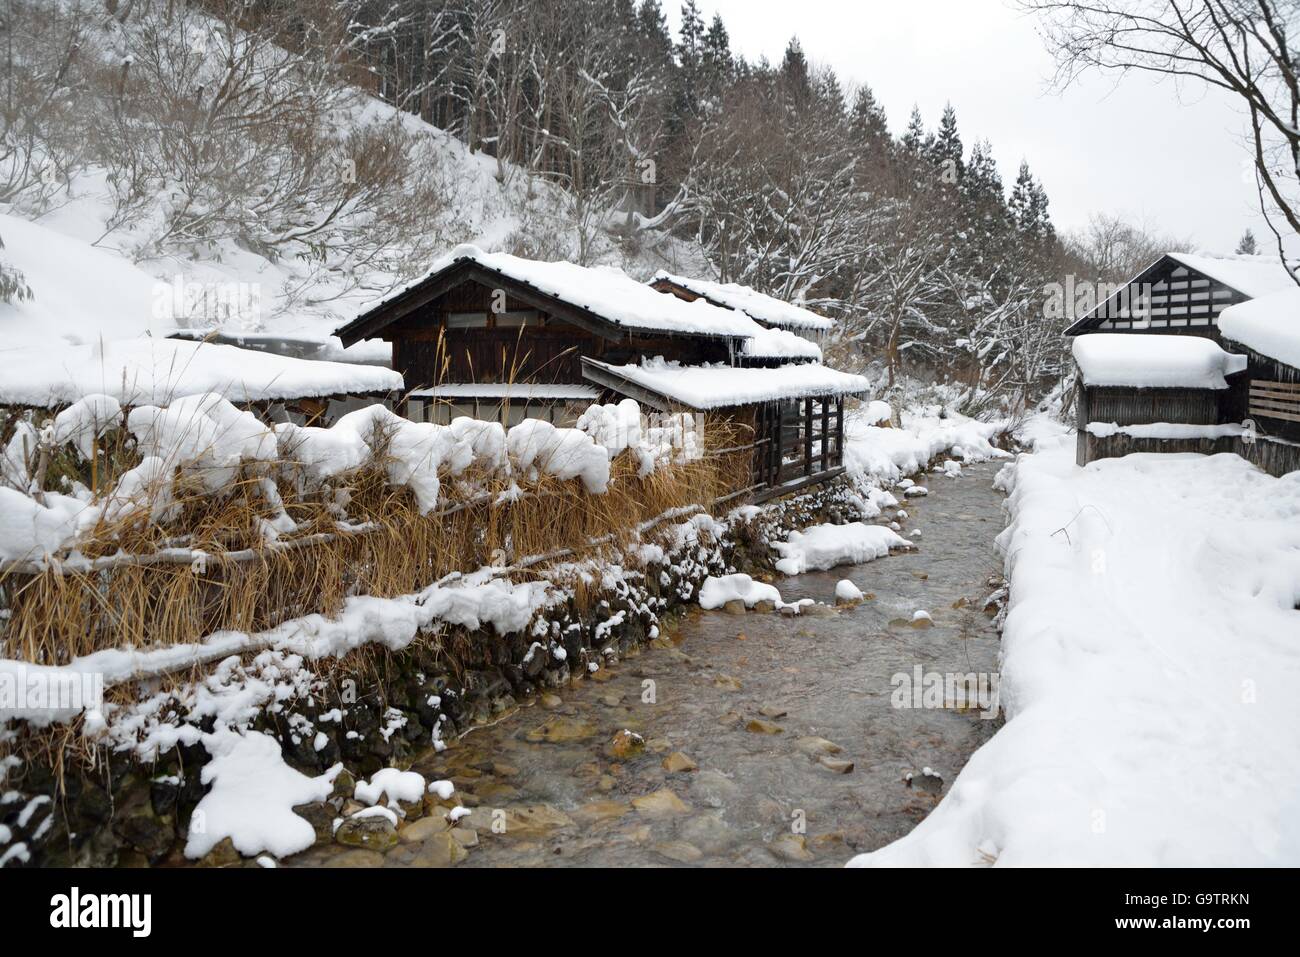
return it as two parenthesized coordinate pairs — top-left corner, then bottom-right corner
(0, 3), (710, 364)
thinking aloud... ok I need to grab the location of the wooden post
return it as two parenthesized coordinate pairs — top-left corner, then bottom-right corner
(834, 398), (844, 467)
(804, 398), (813, 477)
(820, 399), (829, 471)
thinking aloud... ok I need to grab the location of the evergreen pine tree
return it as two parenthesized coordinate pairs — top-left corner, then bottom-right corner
(701, 12), (733, 92)
(636, 0), (674, 63)
(780, 37), (811, 102)
(1235, 229), (1259, 255)
(849, 85), (890, 147)
(930, 103), (964, 184)
(900, 105), (926, 156)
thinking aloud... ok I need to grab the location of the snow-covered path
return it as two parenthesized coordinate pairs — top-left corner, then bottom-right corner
(852, 436), (1300, 866)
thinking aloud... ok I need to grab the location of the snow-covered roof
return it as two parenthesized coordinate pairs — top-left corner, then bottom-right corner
(408, 382), (600, 401)
(1073, 333), (1247, 390)
(582, 357), (870, 411)
(1218, 287), (1300, 368)
(344, 244), (773, 344)
(1167, 252), (1299, 299)
(0, 338), (403, 408)
(651, 271), (835, 332)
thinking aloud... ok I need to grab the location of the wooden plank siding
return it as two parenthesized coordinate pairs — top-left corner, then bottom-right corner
(1233, 344), (1300, 444)
(1077, 382), (1235, 467)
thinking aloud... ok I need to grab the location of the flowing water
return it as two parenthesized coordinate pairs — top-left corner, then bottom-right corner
(307, 462), (1008, 868)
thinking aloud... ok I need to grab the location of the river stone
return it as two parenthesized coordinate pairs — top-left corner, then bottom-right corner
(678, 813), (732, 853)
(597, 775), (617, 792)
(525, 715), (597, 744)
(450, 827), (479, 847)
(662, 751), (698, 773)
(795, 736), (842, 757)
(631, 789), (690, 816)
(411, 831), (469, 867)
(723, 599), (747, 615)
(492, 804), (574, 839)
(292, 801), (337, 845)
(540, 693), (564, 710)
(769, 833), (815, 862)
(759, 705), (788, 718)
(800, 603), (837, 618)
(330, 848), (385, 868)
(654, 840), (703, 864)
(753, 600), (776, 614)
(399, 816), (448, 844)
(573, 800), (631, 824)
(335, 813), (399, 851)
(609, 729), (645, 759)
(329, 769), (356, 802)
(745, 718), (784, 735)
(475, 781), (520, 802)
(713, 674), (743, 691)
(818, 756), (855, 774)
(194, 837), (241, 868)
(908, 769), (944, 794)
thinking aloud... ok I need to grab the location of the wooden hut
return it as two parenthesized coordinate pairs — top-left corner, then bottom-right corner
(1066, 252), (1300, 477)
(1071, 334), (1248, 467)
(334, 245), (868, 498)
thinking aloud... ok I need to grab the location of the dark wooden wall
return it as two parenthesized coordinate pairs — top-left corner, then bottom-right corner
(1082, 385), (1222, 426)
(385, 279), (731, 388)
(1076, 374), (1300, 477)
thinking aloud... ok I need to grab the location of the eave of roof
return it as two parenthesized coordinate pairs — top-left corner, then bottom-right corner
(335, 255), (755, 348)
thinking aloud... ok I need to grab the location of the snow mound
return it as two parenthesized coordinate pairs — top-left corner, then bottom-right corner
(835, 579), (864, 602)
(184, 729), (341, 860)
(698, 573), (783, 609)
(850, 446), (1300, 867)
(774, 523), (912, 575)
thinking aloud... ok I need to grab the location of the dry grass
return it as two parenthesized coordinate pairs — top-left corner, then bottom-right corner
(0, 412), (752, 669)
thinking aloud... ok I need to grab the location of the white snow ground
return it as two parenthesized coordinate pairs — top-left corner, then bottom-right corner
(850, 425), (1300, 867)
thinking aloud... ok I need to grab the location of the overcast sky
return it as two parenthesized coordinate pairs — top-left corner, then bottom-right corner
(669, 0), (1288, 255)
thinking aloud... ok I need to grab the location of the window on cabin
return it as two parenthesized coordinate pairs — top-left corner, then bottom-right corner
(495, 309), (542, 328)
(447, 312), (488, 329)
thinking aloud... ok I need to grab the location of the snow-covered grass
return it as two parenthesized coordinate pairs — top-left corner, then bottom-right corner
(851, 432), (1300, 866)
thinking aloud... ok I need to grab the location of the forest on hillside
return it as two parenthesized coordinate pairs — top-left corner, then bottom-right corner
(2, 0), (1191, 410)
